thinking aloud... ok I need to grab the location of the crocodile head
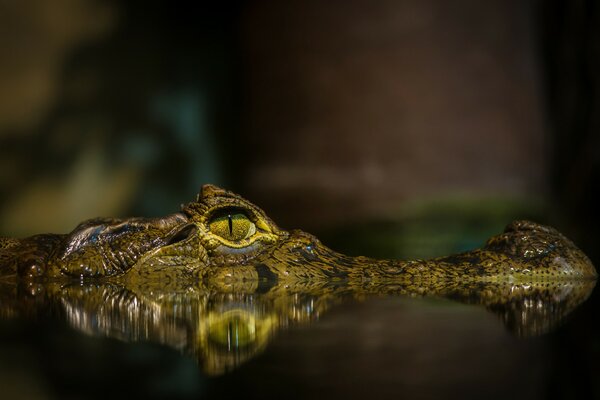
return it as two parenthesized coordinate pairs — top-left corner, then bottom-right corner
(32, 184), (345, 282)
(4, 184), (596, 283)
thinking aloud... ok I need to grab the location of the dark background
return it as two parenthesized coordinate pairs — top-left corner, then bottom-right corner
(0, 0), (598, 399)
(0, 0), (598, 253)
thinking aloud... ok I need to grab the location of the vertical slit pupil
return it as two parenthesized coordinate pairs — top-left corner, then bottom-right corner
(228, 214), (233, 235)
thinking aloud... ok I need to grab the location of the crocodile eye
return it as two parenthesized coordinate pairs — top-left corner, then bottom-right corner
(209, 211), (256, 241)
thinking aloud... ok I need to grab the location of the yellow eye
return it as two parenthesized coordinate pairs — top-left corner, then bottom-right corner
(208, 211), (256, 241)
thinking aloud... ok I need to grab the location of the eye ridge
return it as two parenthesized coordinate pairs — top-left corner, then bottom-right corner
(209, 207), (253, 221)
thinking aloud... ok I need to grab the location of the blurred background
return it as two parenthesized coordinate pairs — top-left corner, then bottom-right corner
(1, 1), (600, 399)
(0, 0), (598, 261)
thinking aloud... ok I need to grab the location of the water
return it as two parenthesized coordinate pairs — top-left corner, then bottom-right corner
(0, 275), (596, 400)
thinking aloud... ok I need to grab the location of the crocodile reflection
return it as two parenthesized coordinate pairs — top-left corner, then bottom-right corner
(0, 278), (594, 375)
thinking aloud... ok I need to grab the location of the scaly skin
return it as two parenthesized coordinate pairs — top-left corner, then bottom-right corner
(0, 184), (596, 285)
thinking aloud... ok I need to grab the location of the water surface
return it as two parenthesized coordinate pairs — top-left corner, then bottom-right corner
(0, 273), (596, 399)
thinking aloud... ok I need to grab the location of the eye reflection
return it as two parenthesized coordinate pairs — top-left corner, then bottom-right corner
(208, 311), (256, 350)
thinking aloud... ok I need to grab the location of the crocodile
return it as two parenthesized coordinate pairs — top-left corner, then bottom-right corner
(0, 184), (596, 285)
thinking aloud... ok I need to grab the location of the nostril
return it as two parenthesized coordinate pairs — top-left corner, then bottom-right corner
(166, 224), (197, 245)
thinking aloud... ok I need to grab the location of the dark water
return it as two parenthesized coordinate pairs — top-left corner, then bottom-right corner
(0, 274), (597, 400)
